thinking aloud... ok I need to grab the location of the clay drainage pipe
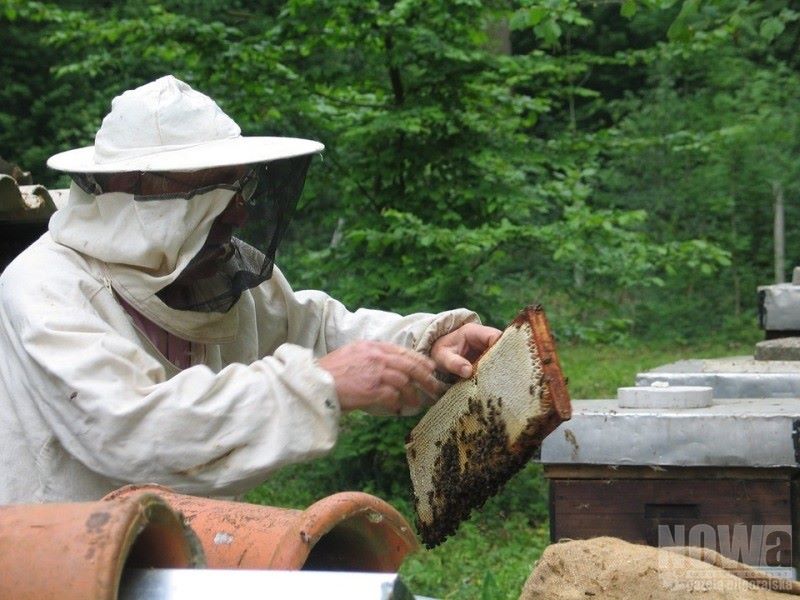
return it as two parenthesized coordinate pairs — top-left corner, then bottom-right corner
(104, 484), (420, 571)
(0, 491), (204, 600)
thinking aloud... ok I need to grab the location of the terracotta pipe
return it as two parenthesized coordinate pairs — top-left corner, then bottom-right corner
(104, 484), (419, 571)
(0, 491), (204, 600)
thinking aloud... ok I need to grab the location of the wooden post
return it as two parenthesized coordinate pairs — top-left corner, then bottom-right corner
(774, 181), (785, 283)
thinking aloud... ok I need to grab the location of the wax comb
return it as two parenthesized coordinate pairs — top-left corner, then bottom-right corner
(406, 305), (571, 548)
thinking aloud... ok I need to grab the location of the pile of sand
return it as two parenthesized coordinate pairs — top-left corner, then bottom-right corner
(520, 537), (800, 599)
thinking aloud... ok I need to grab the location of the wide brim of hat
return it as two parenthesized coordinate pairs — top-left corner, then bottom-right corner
(47, 136), (325, 173)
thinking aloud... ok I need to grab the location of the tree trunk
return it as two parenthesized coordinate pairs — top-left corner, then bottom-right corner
(729, 194), (741, 316)
(485, 19), (511, 55)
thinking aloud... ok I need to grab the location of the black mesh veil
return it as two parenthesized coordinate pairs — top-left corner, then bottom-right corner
(244, 154), (313, 285)
(70, 154), (313, 313)
(161, 154), (313, 313)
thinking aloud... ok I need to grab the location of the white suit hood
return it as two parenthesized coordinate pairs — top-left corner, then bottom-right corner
(49, 183), (239, 342)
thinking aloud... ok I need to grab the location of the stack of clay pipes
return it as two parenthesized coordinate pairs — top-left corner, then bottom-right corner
(0, 484), (419, 600)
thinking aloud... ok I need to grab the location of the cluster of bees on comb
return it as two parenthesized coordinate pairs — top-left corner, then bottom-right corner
(413, 396), (517, 547)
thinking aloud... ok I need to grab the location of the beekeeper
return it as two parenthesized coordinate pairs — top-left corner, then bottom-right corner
(0, 76), (501, 503)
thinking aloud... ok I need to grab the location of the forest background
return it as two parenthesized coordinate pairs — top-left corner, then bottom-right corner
(2, 0), (798, 597)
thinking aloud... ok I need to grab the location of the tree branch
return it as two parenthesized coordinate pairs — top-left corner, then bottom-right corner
(312, 90), (386, 110)
(383, 33), (405, 106)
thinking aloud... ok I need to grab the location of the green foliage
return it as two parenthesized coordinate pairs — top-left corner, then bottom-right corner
(6, 0), (793, 341)
(593, 23), (800, 336)
(1, 2), (792, 595)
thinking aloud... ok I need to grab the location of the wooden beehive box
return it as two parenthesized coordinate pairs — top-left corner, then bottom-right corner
(540, 396), (800, 573)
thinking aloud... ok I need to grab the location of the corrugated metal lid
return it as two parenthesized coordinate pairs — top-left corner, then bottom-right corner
(540, 397), (800, 467)
(0, 174), (66, 222)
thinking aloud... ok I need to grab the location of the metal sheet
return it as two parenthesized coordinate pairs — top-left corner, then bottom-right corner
(759, 284), (800, 330)
(119, 569), (422, 600)
(540, 398), (800, 466)
(636, 356), (800, 399)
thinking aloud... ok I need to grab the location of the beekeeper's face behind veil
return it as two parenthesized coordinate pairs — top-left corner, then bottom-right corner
(46, 75), (323, 343)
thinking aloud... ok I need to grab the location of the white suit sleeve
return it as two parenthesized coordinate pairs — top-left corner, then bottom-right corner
(1, 270), (340, 496)
(258, 268), (481, 358)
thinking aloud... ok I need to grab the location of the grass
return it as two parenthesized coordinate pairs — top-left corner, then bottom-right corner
(398, 462), (550, 600)
(559, 336), (757, 399)
(245, 334), (759, 599)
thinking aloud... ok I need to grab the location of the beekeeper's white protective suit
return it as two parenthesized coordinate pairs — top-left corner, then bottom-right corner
(0, 76), (478, 503)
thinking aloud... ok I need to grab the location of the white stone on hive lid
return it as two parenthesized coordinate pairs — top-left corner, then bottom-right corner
(617, 383), (713, 409)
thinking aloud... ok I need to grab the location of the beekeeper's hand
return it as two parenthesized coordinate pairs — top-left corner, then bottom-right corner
(318, 341), (445, 414)
(431, 323), (502, 379)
